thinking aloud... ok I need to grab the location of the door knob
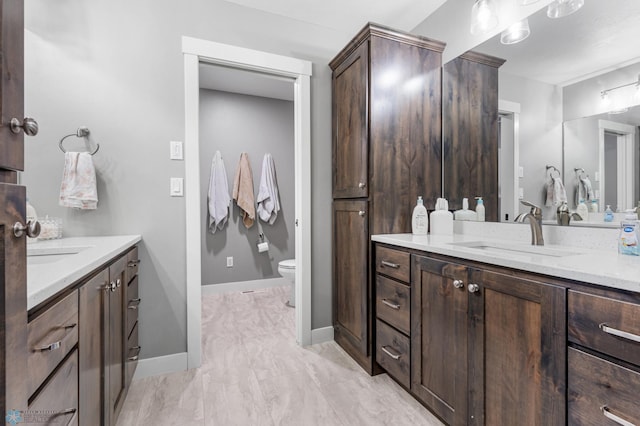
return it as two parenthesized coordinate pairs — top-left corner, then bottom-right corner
(13, 220), (41, 238)
(10, 117), (39, 136)
(468, 283), (480, 293)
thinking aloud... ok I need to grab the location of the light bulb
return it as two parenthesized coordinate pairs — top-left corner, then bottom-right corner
(500, 19), (531, 45)
(470, 0), (499, 36)
(547, 0), (584, 19)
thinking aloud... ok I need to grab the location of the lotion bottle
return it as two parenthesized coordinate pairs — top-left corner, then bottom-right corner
(618, 210), (639, 256)
(412, 196), (428, 235)
(475, 197), (485, 222)
(430, 198), (453, 235)
(576, 199), (589, 221)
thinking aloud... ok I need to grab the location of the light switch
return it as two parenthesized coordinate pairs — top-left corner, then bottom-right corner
(170, 141), (184, 160)
(594, 171), (600, 182)
(170, 178), (184, 196)
(518, 166), (524, 178)
(518, 187), (524, 199)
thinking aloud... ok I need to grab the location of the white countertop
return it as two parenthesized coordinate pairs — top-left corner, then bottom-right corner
(372, 233), (640, 293)
(27, 235), (141, 310)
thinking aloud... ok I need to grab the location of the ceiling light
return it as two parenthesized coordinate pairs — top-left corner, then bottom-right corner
(500, 19), (531, 45)
(520, 0), (540, 4)
(547, 0), (584, 19)
(470, 0), (499, 36)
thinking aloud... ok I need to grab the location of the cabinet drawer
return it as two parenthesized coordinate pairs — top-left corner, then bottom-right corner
(29, 349), (79, 426)
(376, 320), (410, 388)
(568, 347), (640, 425)
(126, 245), (140, 285)
(568, 290), (640, 366)
(127, 275), (140, 337)
(376, 276), (410, 335)
(375, 246), (410, 283)
(126, 322), (140, 385)
(27, 290), (79, 398)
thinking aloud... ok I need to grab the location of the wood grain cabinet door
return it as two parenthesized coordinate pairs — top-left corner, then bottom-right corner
(333, 200), (369, 355)
(467, 269), (566, 426)
(332, 41), (368, 199)
(411, 255), (468, 426)
(107, 255), (127, 426)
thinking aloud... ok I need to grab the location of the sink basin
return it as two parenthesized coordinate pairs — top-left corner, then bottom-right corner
(449, 241), (578, 258)
(27, 245), (93, 265)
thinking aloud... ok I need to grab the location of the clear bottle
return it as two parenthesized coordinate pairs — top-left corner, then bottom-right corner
(475, 197), (485, 222)
(576, 199), (589, 221)
(590, 199), (598, 213)
(412, 196), (428, 235)
(604, 205), (614, 222)
(618, 210), (639, 256)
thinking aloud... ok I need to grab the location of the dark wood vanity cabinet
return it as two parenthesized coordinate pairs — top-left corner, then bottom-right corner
(330, 23), (444, 372)
(443, 52), (505, 219)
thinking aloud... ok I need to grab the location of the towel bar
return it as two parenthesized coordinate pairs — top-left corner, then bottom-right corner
(59, 127), (100, 155)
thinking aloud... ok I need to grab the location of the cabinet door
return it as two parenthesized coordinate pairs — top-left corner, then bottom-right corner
(333, 200), (369, 358)
(411, 255), (468, 426)
(106, 256), (127, 426)
(467, 269), (566, 426)
(332, 41), (368, 199)
(79, 269), (109, 426)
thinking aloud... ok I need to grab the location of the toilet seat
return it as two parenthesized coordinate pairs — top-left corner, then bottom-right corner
(278, 259), (296, 269)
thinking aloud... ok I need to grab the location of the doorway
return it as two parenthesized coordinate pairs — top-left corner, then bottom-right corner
(182, 37), (312, 369)
(599, 120), (637, 212)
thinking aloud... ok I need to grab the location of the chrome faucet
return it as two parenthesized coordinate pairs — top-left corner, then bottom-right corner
(515, 200), (544, 246)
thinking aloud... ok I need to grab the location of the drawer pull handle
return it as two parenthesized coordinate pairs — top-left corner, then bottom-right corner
(128, 259), (141, 267)
(599, 323), (640, 344)
(381, 345), (401, 360)
(381, 260), (400, 269)
(128, 298), (142, 309)
(601, 406), (636, 426)
(382, 299), (401, 310)
(128, 345), (141, 361)
(34, 324), (77, 352)
(46, 408), (77, 426)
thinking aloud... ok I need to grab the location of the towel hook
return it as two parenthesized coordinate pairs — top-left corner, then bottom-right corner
(59, 126), (100, 155)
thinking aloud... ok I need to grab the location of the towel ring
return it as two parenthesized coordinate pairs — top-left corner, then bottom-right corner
(574, 167), (588, 180)
(59, 127), (100, 155)
(546, 165), (561, 179)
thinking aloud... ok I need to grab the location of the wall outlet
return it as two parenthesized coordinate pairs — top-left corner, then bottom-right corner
(170, 141), (184, 160)
(226, 256), (233, 268)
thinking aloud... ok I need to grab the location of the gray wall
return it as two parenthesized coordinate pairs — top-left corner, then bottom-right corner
(23, 0), (351, 359)
(563, 117), (599, 208)
(499, 72), (563, 219)
(199, 90), (294, 285)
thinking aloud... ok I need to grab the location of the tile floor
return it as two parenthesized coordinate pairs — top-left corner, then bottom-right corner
(116, 285), (444, 426)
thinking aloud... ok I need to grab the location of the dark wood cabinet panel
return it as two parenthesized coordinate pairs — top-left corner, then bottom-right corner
(333, 200), (369, 358)
(375, 276), (410, 334)
(375, 319), (410, 388)
(467, 269), (566, 426)
(107, 256), (127, 426)
(443, 52), (504, 220)
(332, 41), (368, 199)
(375, 245), (410, 283)
(411, 255), (468, 426)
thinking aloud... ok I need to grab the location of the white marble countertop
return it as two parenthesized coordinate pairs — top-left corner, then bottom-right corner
(372, 233), (640, 293)
(27, 235), (141, 310)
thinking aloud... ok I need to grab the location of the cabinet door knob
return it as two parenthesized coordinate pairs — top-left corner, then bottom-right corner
(10, 117), (39, 136)
(358, 210), (366, 217)
(128, 259), (141, 267)
(13, 220), (41, 238)
(358, 182), (366, 189)
(453, 279), (464, 289)
(468, 283), (480, 293)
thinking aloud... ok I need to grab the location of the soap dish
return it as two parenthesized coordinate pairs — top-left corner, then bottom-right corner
(38, 216), (62, 240)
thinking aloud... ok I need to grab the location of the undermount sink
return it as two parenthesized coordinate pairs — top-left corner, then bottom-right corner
(27, 245), (93, 265)
(449, 241), (578, 258)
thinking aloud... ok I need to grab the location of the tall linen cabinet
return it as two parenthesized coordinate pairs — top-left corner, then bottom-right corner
(330, 24), (445, 372)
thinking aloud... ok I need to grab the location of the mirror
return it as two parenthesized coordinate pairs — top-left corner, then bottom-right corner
(471, 0), (640, 224)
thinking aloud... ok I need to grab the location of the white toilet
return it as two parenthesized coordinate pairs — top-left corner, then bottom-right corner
(278, 259), (296, 307)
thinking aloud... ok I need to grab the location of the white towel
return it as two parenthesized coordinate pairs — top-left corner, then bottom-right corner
(256, 153), (281, 225)
(207, 150), (231, 233)
(575, 175), (595, 205)
(545, 176), (567, 207)
(59, 152), (98, 210)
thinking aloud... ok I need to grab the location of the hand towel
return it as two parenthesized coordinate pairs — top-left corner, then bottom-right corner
(256, 153), (281, 225)
(545, 176), (567, 207)
(207, 150), (230, 233)
(232, 152), (255, 228)
(580, 175), (594, 201)
(59, 152), (98, 210)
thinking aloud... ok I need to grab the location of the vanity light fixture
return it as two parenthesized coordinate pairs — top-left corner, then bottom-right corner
(547, 0), (584, 19)
(600, 74), (640, 101)
(520, 0), (540, 4)
(470, 0), (499, 36)
(500, 19), (531, 44)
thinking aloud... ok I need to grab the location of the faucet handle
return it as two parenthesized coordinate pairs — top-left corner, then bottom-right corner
(520, 200), (542, 215)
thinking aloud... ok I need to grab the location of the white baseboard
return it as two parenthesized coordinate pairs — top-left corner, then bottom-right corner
(311, 326), (334, 345)
(133, 352), (188, 380)
(202, 277), (289, 295)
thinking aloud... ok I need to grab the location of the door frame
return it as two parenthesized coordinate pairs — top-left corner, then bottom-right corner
(498, 99), (521, 220)
(182, 36), (313, 369)
(598, 119), (636, 211)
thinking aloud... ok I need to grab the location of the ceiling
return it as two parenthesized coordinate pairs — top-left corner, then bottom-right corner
(474, 0), (640, 86)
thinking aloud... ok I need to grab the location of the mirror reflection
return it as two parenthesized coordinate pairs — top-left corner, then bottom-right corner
(472, 0), (640, 226)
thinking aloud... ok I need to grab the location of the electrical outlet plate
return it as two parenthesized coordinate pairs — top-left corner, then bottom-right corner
(170, 141), (184, 160)
(170, 177), (184, 196)
(226, 256), (233, 267)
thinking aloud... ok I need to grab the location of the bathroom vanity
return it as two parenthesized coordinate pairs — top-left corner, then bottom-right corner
(26, 236), (141, 426)
(371, 233), (640, 426)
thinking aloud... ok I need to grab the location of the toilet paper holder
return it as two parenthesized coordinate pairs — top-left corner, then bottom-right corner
(257, 232), (269, 253)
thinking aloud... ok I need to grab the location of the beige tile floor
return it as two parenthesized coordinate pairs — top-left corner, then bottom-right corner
(116, 285), (444, 426)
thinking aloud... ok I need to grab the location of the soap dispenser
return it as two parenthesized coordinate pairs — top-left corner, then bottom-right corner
(475, 197), (485, 222)
(604, 205), (614, 222)
(412, 196), (428, 235)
